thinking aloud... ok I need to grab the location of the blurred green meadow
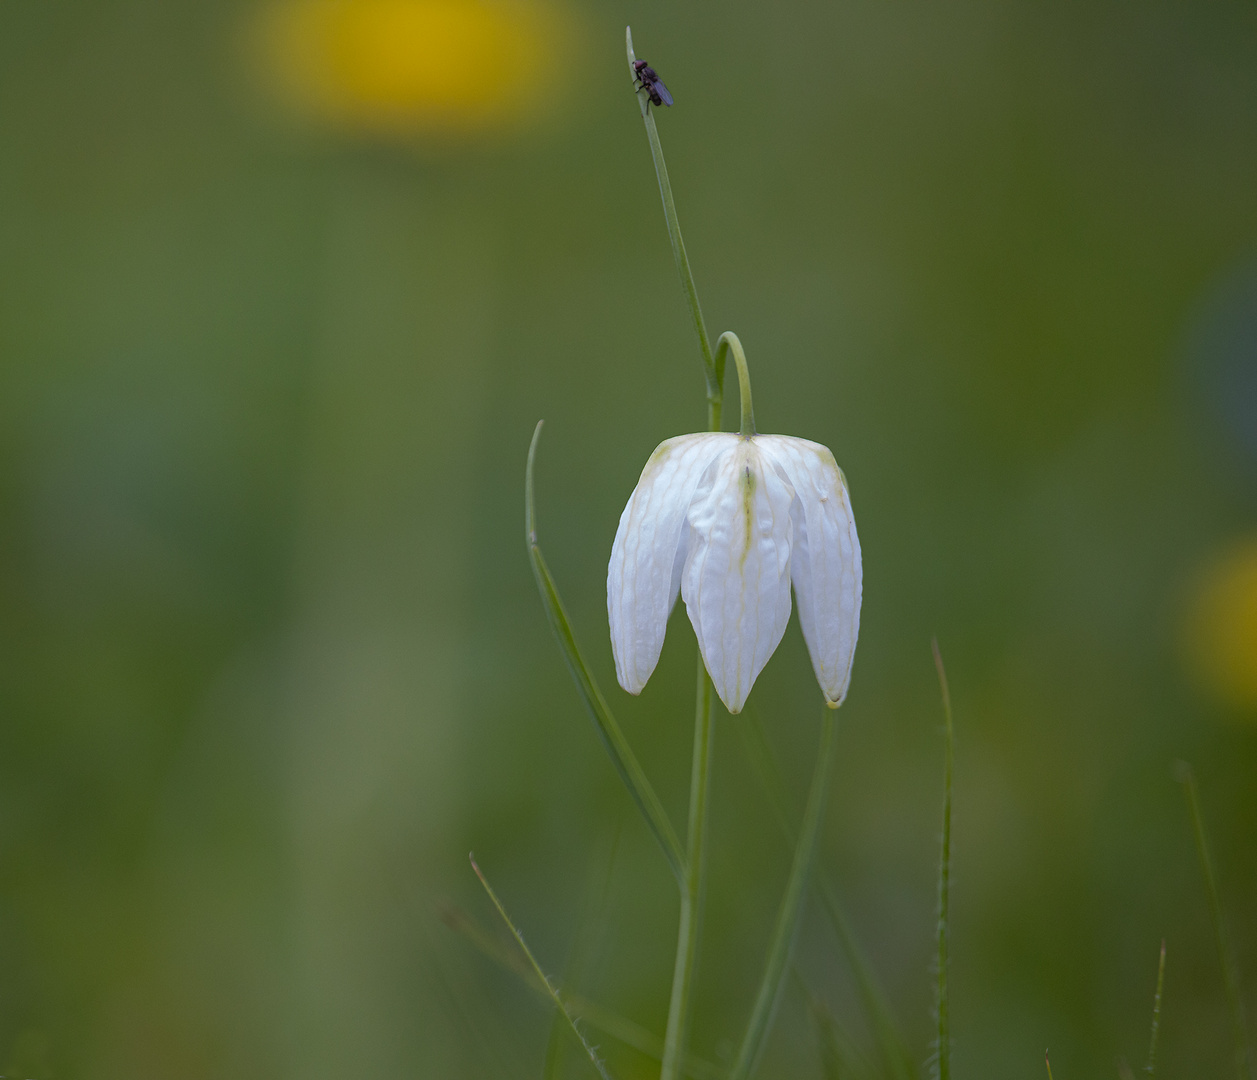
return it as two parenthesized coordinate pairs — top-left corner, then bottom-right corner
(0, 0), (1255, 1077)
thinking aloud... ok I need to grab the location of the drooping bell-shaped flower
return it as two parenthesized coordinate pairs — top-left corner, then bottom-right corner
(607, 430), (861, 714)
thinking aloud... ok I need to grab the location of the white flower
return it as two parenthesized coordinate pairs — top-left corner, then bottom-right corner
(608, 432), (862, 714)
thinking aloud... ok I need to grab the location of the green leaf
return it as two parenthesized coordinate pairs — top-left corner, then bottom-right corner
(525, 421), (686, 887)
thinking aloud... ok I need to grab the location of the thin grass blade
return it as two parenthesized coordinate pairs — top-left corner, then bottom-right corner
(470, 855), (616, 1080)
(734, 712), (917, 1080)
(728, 704), (839, 1080)
(526, 422), (686, 886)
(1175, 762), (1253, 1080)
(932, 639), (954, 1080)
(1145, 939), (1166, 1077)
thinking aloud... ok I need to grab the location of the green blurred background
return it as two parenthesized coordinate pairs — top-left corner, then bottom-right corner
(1, 1), (1255, 1076)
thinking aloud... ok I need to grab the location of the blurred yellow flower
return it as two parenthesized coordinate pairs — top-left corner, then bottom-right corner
(255, 0), (566, 137)
(1183, 537), (1257, 713)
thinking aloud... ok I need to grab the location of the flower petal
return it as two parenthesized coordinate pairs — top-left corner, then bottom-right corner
(757, 435), (862, 706)
(608, 433), (731, 694)
(682, 439), (795, 713)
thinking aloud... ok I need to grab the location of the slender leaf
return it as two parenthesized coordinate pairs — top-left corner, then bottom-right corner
(729, 704), (839, 1080)
(1175, 762), (1253, 1080)
(525, 422), (686, 886)
(470, 855), (615, 1080)
(932, 639), (954, 1080)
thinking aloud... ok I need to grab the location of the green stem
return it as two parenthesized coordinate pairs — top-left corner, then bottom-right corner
(625, 26), (721, 426)
(661, 659), (717, 1080)
(729, 704), (838, 1080)
(715, 331), (755, 436)
(932, 638), (954, 1080)
(1176, 762), (1253, 1080)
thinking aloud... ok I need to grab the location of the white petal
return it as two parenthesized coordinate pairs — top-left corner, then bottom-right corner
(757, 435), (862, 706)
(682, 439), (795, 713)
(608, 433), (731, 694)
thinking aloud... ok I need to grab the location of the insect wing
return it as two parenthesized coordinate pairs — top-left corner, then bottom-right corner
(653, 78), (673, 106)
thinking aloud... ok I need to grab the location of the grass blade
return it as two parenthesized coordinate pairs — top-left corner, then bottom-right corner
(1175, 761), (1253, 1080)
(931, 639), (954, 1080)
(526, 422), (686, 886)
(728, 704), (839, 1080)
(733, 712), (917, 1080)
(470, 854), (616, 1080)
(1145, 939), (1166, 1077)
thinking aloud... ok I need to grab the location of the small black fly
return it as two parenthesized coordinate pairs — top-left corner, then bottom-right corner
(633, 59), (673, 108)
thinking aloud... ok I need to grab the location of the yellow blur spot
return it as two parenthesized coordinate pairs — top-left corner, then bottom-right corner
(256, 0), (564, 137)
(1183, 538), (1257, 713)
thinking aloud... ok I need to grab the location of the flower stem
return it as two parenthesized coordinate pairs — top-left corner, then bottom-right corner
(624, 29), (726, 1079)
(661, 661), (716, 1080)
(625, 26), (722, 427)
(716, 331), (755, 436)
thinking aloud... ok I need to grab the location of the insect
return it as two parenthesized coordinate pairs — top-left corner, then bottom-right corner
(632, 59), (673, 108)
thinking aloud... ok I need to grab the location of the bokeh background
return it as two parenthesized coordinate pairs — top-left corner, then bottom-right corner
(1, 1), (1255, 1077)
